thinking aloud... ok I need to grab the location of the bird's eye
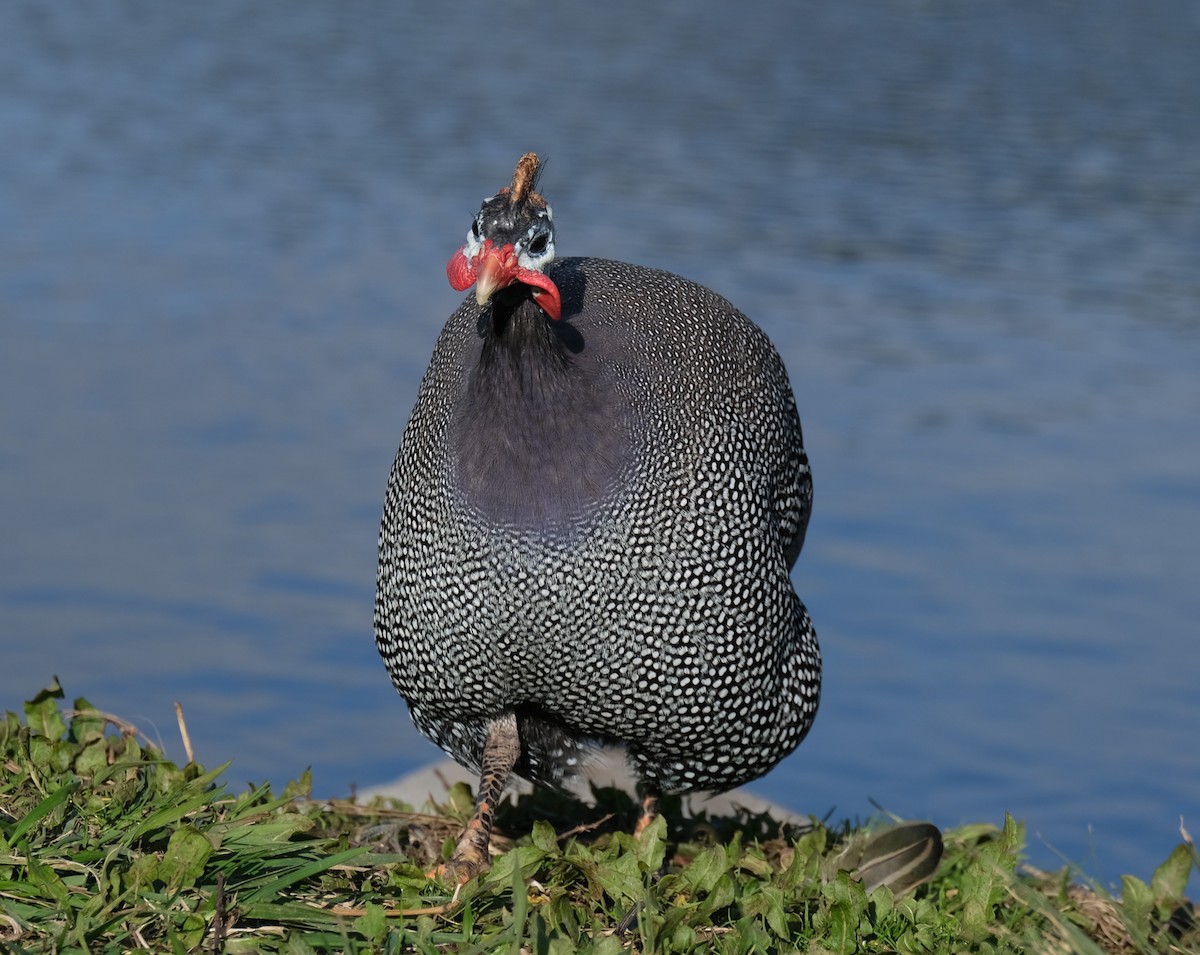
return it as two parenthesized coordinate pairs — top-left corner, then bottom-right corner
(528, 233), (548, 255)
(471, 219), (481, 238)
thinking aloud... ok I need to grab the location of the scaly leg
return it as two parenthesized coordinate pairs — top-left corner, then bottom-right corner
(435, 712), (520, 885)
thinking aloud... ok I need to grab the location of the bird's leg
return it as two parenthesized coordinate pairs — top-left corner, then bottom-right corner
(633, 781), (662, 837)
(435, 712), (520, 885)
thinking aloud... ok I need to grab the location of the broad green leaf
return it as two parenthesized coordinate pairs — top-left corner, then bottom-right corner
(824, 899), (857, 955)
(282, 769), (313, 799)
(530, 818), (559, 853)
(736, 850), (773, 879)
(1150, 843), (1193, 902)
(160, 825), (214, 891)
(734, 914), (774, 953)
(997, 813), (1024, 866)
(869, 883), (894, 922)
(779, 833), (822, 891)
(23, 680), (66, 740)
(698, 873), (736, 916)
(354, 901), (389, 945)
(583, 936), (624, 955)
(742, 882), (790, 938)
(1120, 874), (1153, 935)
(483, 845), (547, 891)
(670, 923), (697, 950)
(68, 698), (106, 744)
(127, 852), (162, 889)
(635, 813), (666, 871)
(73, 737), (109, 776)
(680, 844), (728, 894)
(27, 734), (72, 775)
(593, 848), (642, 902)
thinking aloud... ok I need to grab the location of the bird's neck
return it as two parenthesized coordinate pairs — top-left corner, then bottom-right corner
(454, 295), (629, 532)
(477, 292), (573, 397)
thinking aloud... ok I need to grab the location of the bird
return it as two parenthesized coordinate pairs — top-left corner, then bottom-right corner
(374, 153), (820, 883)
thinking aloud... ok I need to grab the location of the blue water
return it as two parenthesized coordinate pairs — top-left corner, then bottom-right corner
(2, 2), (1198, 892)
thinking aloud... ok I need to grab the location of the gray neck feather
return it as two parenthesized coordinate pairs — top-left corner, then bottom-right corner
(453, 293), (630, 532)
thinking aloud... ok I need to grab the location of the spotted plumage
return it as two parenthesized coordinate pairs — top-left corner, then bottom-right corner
(374, 154), (820, 881)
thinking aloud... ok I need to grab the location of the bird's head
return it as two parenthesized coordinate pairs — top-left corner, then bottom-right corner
(446, 153), (562, 321)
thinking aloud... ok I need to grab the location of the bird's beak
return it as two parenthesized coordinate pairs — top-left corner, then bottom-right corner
(474, 243), (519, 306)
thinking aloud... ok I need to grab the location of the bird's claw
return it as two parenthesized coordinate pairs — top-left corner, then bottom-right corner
(428, 849), (488, 886)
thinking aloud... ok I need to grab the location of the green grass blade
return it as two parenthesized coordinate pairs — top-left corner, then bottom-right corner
(242, 846), (370, 904)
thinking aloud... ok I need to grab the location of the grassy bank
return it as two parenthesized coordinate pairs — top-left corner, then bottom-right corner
(1, 682), (1196, 954)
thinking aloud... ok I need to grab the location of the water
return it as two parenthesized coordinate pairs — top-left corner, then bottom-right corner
(2, 1), (1198, 891)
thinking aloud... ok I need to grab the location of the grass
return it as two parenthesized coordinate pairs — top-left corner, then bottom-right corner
(1, 681), (1196, 954)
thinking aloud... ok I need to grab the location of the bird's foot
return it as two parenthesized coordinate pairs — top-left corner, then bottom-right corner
(428, 814), (493, 884)
(428, 850), (488, 886)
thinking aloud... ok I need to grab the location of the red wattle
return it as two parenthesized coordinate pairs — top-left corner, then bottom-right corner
(446, 248), (477, 291)
(516, 268), (563, 321)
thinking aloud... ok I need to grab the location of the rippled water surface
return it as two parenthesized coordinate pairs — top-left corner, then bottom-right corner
(3, 2), (1198, 889)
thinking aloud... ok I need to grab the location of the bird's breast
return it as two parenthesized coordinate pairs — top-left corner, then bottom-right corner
(451, 348), (635, 533)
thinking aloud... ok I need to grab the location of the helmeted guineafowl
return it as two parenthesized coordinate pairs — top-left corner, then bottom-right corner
(374, 153), (820, 883)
